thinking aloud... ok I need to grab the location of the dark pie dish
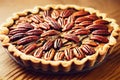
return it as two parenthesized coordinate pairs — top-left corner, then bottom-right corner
(0, 5), (119, 73)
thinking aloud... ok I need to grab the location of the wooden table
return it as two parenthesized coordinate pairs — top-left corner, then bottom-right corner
(0, 0), (120, 80)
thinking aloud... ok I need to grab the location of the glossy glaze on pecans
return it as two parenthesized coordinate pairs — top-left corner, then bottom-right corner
(60, 9), (73, 18)
(8, 8), (112, 61)
(64, 48), (73, 60)
(62, 34), (79, 43)
(51, 10), (60, 19)
(62, 16), (74, 31)
(44, 48), (55, 60)
(93, 19), (110, 25)
(54, 38), (62, 49)
(54, 52), (65, 60)
(42, 39), (54, 51)
(17, 23), (34, 30)
(25, 29), (43, 36)
(41, 30), (60, 37)
(17, 36), (39, 45)
(74, 29), (90, 35)
(22, 43), (37, 54)
(86, 24), (108, 30)
(39, 22), (50, 30)
(92, 30), (110, 36)
(81, 45), (95, 55)
(31, 15), (43, 23)
(34, 47), (44, 58)
(9, 28), (28, 35)
(72, 9), (90, 17)
(44, 16), (61, 30)
(82, 40), (98, 47)
(90, 35), (109, 43)
(73, 47), (85, 59)
(10, 33), (26, 41)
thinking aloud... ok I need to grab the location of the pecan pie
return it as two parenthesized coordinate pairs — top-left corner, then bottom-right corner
(0, 5), (119, 73)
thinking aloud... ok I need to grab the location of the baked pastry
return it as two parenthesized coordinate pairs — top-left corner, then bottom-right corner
(0, 5), (119, 73)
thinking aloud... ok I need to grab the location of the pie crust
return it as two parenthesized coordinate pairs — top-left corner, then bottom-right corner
(0, 5), (119, 73)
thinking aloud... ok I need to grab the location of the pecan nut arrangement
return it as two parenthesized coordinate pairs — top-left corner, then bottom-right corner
(0, 5), (119, 73)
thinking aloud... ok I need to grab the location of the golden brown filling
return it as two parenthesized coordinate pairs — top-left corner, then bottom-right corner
(8, 8), (111, 61)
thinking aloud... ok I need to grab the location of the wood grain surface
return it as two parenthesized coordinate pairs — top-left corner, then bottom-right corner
(0, 0), (120, 80)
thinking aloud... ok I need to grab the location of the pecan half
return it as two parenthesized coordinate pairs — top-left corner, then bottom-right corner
(43, 10), (51, 18)
(44, 48), (55, 60)
(67, 16), (74, 23)
(58, 18), (65, 28)
(79, 21), (93, 26)
(51, 10), (60, 19)
(10, 33), (26, 41)
(72, 10), (90, 17)
(90, 35), (109, 43)
(72, 25), (85, 29)
(26, 29), (43, 36)
(64, 48), (73, 60)
(82, 40), (98, 47)
(92, 30), (110, 36)
(54, 38), (62, 49)
(62, 34), (79, 43)
(39, 22), (50, 30)
(86, 24), (108, 30)
(62, 22), (74, 31)
(75, 17), (93, 23)
(81, 45), (95, 55)
(50, 21), (62, 30)
(30, 22), (39, 28)
(62, 16), (74, 31)
(31, 15), (43, 23)
(17, 23), (34, 30)
(86, 13), (99, 20)
(42, 39), (53, 50)
(22, 43), (37, 54)
(41, 30), (60, 37)
(17, 36), (39, 45)
(74, 29), (90, 35)
(44, 16), (61, 30)
(60, 9), (73, 18)
(54, 52), (65, 61)
(34, 47), (44, 58)
(73, 47), (85, 59)
(9, 28), (28, 35)
(93, 19), (110, 25)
